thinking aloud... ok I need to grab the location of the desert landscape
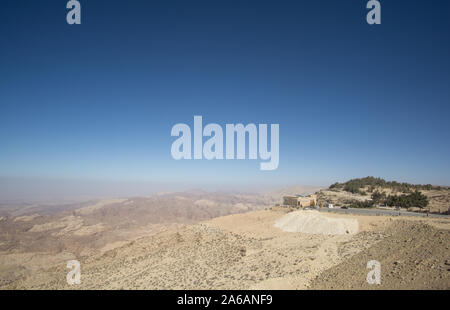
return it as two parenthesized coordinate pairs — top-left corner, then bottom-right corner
(0, 181), (449, 290)
(1, 0), (449, 296)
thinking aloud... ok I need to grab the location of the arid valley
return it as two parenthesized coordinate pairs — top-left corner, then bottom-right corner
(0, 183), (449, 290)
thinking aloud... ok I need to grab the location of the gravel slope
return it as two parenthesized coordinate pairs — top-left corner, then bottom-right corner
(309, 220), (450, 289)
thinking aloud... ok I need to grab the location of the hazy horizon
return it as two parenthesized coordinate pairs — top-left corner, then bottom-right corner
(1, 1), (450, 198)
(1, 175), (448, 204)
(0, 176), (323, 203)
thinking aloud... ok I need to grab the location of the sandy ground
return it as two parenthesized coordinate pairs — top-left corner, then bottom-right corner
(274, 210), (359, 235)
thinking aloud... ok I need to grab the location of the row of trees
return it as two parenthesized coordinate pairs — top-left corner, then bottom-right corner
(348, 190), (429, 209)
(330, 176), (442, 194)
(349, 200), (375, 208)
(371, 190), (429, 209)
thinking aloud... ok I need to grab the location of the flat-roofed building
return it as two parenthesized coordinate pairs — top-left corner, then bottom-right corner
(283, 195), (299, 207)
(282, 194), (317, 208)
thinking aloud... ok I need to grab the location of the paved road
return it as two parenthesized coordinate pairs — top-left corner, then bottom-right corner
(317, 207), (450, 219)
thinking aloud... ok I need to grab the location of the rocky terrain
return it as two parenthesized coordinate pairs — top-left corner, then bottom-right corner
(1, 207), (449, 290)
(0, 187), (319, 288)
(310, 220), (450, 289)
(0, 185), (448, 290)
(2, 210), (379, 289)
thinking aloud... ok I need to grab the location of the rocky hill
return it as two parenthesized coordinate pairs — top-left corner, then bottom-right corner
(316, 177), (450, 214)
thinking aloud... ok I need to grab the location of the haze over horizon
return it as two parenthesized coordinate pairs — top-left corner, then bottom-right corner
(0, 175), (447, 204)
(1, 0), (450, 199)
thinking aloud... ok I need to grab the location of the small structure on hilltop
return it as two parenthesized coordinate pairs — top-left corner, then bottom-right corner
(282, 194), (317, 208)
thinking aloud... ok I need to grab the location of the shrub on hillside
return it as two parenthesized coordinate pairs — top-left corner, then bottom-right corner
(349, 200), (375, 208)
(385, 190), (429, 209)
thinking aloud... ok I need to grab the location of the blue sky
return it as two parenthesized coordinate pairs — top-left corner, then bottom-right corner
(1, 0), (450, 198)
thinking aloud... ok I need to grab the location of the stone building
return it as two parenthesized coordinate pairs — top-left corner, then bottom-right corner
(282, 194), (317, 208)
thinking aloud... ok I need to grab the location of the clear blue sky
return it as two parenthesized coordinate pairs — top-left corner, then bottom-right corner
(1, 0), (449, 196)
